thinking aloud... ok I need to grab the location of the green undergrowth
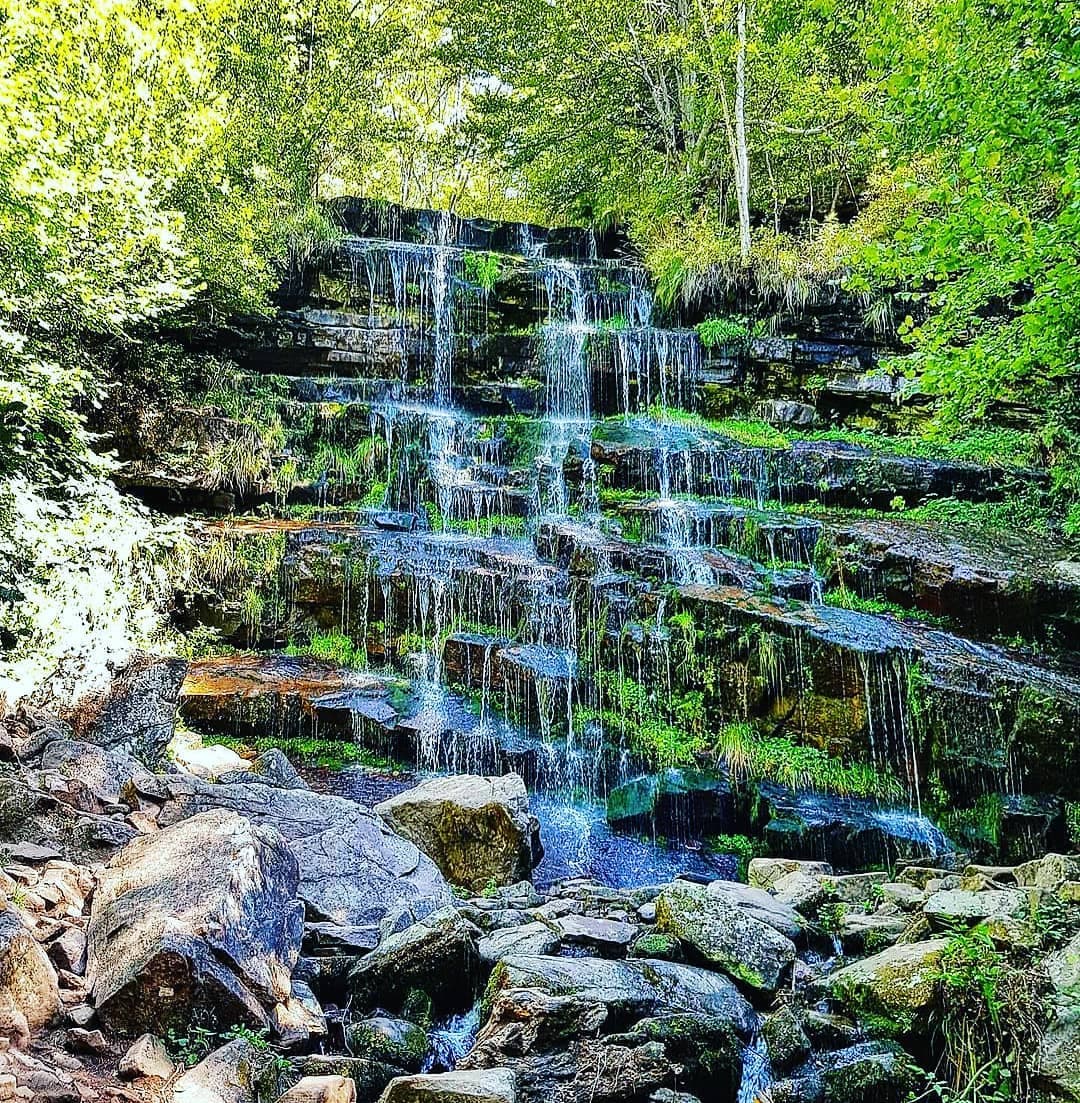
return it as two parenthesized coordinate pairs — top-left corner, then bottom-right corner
(462, 250), (503, 292)
(823, 587), (949, 626)
(718, 721), (903, 800)
(285, 630), (365, 668)
(214, 733), (398, 772)
(611, 407), (1041, 472)
(584, 669), (707, 768)
(705, 832), (764, 880)
(756, 490), (1063, 541)
(447, 514), (527, 537)
(930, 926), (1047, 1103)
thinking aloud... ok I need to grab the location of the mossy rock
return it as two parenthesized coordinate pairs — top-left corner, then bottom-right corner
(819, 1041), (919, 1103)
(629, 931), (682, 960)
(826, 939), (949, 1035)
(654, 881), (796, 993)
(347, 1016), (429, 1071)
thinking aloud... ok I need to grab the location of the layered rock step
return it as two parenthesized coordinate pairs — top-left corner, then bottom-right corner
(590, 416), (1045, 509)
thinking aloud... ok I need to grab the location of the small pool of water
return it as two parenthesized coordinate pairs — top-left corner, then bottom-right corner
(309, 765), (735, 889)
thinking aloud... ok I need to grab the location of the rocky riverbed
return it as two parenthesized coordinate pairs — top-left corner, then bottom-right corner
(1, 671), (1079, 1103)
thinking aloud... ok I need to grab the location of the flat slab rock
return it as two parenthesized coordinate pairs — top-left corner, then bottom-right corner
(160, 775), (450, 933)
(493, 954), (755, 1035)
(379, 1069), (517, 1103)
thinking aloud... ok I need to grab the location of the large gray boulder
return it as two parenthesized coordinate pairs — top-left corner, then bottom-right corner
(87, 809), (304, 1035)
(0, 909), (61, 1046)
(705, 879), (805, 939)
(463, 956), (753, 1103)
(80, 655), (187, 764)
(350, 906), (480, 1014)
(1037, 1008), (1080, 1098)
(160, 776), (451, 934)
(826, 939), (949, 1029)
(489, 955), (755, 1033)
(375, 774), (541, 892)
(655, 881), (796, 992)
(40, 739), (165, 805)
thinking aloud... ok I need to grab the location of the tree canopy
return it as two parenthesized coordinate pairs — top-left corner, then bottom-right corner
(1, 0), (1078, 486)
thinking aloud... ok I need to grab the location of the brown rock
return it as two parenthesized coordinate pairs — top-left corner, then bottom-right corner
(48, 929), (87, 976)
(0, 909), (61, 1046)
(118, 1034), (175, 1081)
(66, 1030), (108, 1056)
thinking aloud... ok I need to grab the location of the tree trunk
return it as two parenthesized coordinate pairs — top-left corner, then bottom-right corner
(734, 0), (751, 263)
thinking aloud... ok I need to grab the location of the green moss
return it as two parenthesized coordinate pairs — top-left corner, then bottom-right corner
(630, 931), (681, 958)
(214, 733), (397, 772)
(479, 962), (509, 1023)
(824, 587), (948, 626)
(285, 630), (365, 668)
(718, 721), (903, 799)
(462, 250), (503, 292)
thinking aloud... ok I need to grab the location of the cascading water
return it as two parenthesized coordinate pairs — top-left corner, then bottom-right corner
(206, 203), (999, 904)
(736, 1030), (774, 1103)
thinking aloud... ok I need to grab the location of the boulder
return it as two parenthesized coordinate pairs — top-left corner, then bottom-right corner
(379, 1070), (516, 1103)
(552, 915), (634, 953)
(0, 909), (61, 1046)
(272, 980), (327, 1048)
(171, 737), (251, 780)
(119, 1033), (176, 1080)
(40, 739), (165, 805)
(828, 873), (887, 907)
(1037, 1009), (1080, 1099)
(47, 927), (87, 976)
(375, 775), (541, 891)
(819, 1042), (918, 1103)
(763, 1007), (811, 1072)
(760, 399), (820, 428)
(771, 871), (827, 914)
(1014, 853), (1080, 891)
(748, 858), (832, 891)
(160, 777), (450, 934)
(465, 957), (752, 1103)
(348, 1017), (429, 1072)
(80, 655), (187, 764)
(0, 776), (136, 864)
(923, 888), (1031, 928)
(878, 883), (925, 911)
(655, 882), (796, 992)
(705, 880), (805, 939)
(172, 1039), (278, 1103)
(297, 1055), (410, 1101)
(605, 769), (733, 839)
(478, 923), (560, 965)
(86, 809), (304, 1035)
(350, 906), (480, 1015)
(1046, 930), (1080, 997)
(837, 912), (907, 955)
(66, 1027), (108, 1054)
(826, 939), (949, 1029)
(221, 749), (308, 790)
(488, 955), (755, 1034)
(278, 1076), (357, 1103)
